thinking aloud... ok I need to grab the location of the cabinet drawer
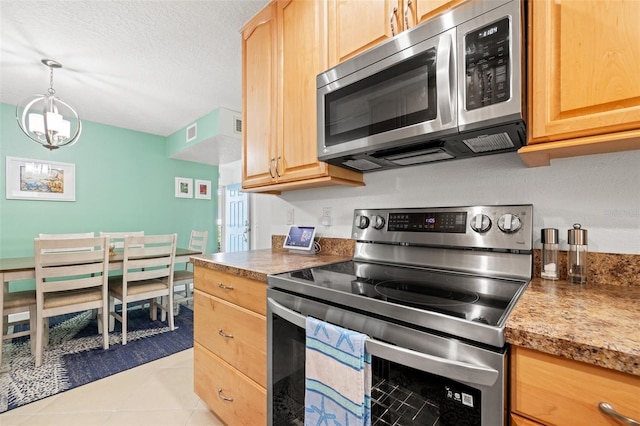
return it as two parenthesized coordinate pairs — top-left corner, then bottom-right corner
(510, 413), (542, 426)
(194, 290), (266, 387)
(194, 343), (266, 426)
(511, 346), (640, 426)
(194, 266), (266, 315)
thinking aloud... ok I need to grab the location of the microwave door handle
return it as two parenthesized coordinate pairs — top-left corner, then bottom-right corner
(436, 32), (455, 125)
(268, 298), (499, 387)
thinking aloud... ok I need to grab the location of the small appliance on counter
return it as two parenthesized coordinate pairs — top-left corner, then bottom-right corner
(541, 228), (559, 280)
(567, 223), (588, 284)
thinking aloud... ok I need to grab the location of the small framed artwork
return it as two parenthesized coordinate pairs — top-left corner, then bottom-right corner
(6, 156), (76, 201)
(195, 179), (212, 200)
(175, 177), (193, 198)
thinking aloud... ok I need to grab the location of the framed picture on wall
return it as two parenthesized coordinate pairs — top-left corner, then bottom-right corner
(194, 179), (211, 200)
(175, 177), (193, 198)
(5, 156), (76, 201)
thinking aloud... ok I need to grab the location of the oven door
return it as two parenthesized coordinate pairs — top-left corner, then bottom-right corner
(317, 28), (458, 162)
(267, 288), (507, 426)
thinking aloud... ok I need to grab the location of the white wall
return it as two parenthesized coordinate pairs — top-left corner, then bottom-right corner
(249, 150), (640, 254)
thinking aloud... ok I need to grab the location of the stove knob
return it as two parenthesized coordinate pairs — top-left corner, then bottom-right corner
(498, 213), (522, 233)
(372, 215), (386, 230)
(355, 215), (370, 229)
(470, 214), (492, 233)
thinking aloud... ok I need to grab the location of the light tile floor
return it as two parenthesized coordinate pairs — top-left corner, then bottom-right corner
(0, 348), (224, 426)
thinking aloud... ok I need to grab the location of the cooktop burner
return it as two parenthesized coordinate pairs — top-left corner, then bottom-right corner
(374, 281), (481, 306)
(289, 261), (526, 328)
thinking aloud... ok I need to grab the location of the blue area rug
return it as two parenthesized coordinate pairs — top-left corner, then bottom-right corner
(0, 305), (193, 413)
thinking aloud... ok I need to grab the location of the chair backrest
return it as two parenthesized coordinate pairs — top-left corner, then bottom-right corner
(122, 234), (177, 286)
(99, 231), (144, 249)
(188, 230), (208, 254)
(34, 236), (110, 296)
(38, 232), (95, 252)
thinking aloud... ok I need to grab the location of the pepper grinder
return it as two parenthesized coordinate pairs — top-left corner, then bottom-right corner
(541, 228), (559, 280)
(567, 223), (588, 284)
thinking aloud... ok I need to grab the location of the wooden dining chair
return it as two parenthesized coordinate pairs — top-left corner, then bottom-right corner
(99, 231), (144, 249)
(162, 230), (208, 320)
(34, 236), (111, 367)
(174, 230), (207, 296)
(108, 234), (177, 345)
(2, 289), (37, 365)
(38, 232), (95, 252)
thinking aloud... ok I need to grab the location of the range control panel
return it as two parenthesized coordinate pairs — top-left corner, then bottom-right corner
(352, 205), (532, 251)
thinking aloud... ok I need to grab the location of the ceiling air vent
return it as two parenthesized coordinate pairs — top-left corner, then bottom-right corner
(233, 116), (242, 134)
(186, 123), (197, 143)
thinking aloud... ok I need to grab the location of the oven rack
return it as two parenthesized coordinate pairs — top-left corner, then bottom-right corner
(371, 377), (439, 426)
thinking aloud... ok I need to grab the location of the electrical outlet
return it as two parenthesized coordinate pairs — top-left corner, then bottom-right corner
(286, 208), (294, 225)
(322, 207), (332, 226)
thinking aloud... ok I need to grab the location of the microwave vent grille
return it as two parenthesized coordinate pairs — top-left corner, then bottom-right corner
(462, 132), (514, 153)
(385, 149), (454, 165)
(342, 158), (383, 171)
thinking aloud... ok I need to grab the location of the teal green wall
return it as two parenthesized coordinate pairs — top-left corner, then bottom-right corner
(166, 109), (220, 157)
(0, 102), (219, 262)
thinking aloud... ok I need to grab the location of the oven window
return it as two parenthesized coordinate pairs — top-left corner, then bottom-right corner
(324, 49), (437, 147)
(271, 315), (482, 426)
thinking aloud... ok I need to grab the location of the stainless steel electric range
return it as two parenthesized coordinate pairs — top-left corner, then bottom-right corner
(267, 205), (533, 426)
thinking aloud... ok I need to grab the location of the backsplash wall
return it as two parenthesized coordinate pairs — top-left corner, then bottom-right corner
(250, 150), (640, 255)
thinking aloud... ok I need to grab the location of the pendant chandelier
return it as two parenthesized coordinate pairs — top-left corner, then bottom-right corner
(16, 59), (82, 150)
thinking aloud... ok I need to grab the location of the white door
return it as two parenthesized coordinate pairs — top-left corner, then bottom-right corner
(224, 183), (249, 252)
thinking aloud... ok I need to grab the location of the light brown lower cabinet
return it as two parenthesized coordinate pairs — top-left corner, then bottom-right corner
(193, 266), (267, 425)
(510, 413), (542, 426)
(510, 346), (640, 426)
(194, 343), (266, 425)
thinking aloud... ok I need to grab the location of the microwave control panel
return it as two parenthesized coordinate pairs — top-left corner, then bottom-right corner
(464, 17), (511, 110)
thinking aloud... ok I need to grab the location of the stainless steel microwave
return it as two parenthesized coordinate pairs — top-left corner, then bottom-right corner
(317, 0), (526, 172)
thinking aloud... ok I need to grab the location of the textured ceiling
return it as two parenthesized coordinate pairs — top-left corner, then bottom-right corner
(0, 0), (269, 137)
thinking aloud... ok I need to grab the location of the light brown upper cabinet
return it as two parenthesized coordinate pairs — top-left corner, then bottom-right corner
(242, 0), (364, 193)
(519, 0), (640, 166)
(327, 0), (466, 67)
(242, 3), (277, 189)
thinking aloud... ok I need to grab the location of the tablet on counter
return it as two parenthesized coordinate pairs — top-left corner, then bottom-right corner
(283, 225), (316, 252)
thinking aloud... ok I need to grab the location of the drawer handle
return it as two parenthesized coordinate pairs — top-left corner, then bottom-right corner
(217, 388), (234, 402)
(218, 282), (234, 290)
(218, 328), (234, 339)
(599, 402), (640, 425)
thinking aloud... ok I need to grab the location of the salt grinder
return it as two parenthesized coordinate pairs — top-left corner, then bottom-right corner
(540, 228), (559, 280)
(567, 223), (588, 284)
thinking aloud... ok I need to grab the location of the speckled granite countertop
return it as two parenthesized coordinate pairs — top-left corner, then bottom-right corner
(192, 238), (640, 377)
(191, 249), (351, 282)
(506, 278), (640, 376)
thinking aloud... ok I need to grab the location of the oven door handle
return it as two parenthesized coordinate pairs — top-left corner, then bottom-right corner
(268, 298), (500, 387)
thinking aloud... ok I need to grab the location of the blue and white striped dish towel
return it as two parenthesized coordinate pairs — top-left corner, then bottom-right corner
(304, 316), (371, 426)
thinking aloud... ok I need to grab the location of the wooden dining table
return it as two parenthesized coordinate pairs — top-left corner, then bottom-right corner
(0, 247), (201, 367)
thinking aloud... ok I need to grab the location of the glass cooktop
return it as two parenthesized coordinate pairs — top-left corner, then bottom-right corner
(283, 261), (527, 328)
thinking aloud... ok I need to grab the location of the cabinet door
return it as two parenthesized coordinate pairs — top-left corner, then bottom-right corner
(510, 413), (542, 426)
(242, 3), (278, 188)
(511, 346), (640, 426)
(328, 0), (401, 66)
(529, 0), (640, 143)
(409, 0), (466, 28)
(276, 0), (329, 182)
